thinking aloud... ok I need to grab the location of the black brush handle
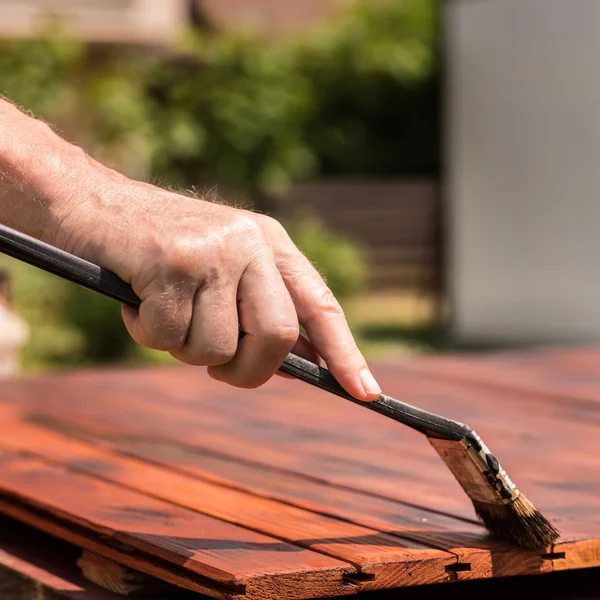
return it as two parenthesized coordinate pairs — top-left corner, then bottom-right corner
(0, 223), (470, 441)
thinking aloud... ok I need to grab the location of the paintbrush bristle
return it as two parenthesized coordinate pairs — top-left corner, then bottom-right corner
(473, 494), (560, 549)
(429, 434), (559, 549)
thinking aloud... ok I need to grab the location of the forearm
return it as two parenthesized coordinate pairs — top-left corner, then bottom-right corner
(0, 99), (111, 245)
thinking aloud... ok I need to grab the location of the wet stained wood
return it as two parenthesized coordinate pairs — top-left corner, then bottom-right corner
(0, 349), (599, 597)
(0, 448), (357, 600)
(404, 346), (600, 406)
(0, 406), (457, 592)
(10, 366), (595, 522)
(0, 405), (548, 582)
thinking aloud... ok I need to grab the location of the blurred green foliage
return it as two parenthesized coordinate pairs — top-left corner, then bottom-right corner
(0, 34), (82, 115)
(286, 213), (367, 299)
(0, 0), (439, 370)
(148, 0), (439, 194)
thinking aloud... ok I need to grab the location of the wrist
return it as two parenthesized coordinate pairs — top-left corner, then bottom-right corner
(0, 101), (114, 247)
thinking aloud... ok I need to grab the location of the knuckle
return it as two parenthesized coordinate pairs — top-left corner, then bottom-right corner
(255, 213), (286, 236)
(139, 296), (190, 352)
(175, 343), (237, 367)
(234, 373), (272, 390)
(146, 331), (187, 353)
(316, 287), (344, 316)
(161, 234), (225, 287)
(330, 339), (363, 364)
(236, 214), (264, 240)
(202, 343), (238, 366)
(162, 237), (198, 279)
(267, 320), (300, 347)
(209, 368), (268, 390)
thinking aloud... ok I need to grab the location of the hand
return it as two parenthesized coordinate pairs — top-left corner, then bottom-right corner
(0, 99), (378, 399)
(56, 176), (382, 401)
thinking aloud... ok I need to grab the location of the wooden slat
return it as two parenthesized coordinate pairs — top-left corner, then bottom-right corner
(0, 515), (124, 600)
(0, 403), (553, 581)
(405, 347), (600, 407)
(1, 372), (479, 518)
(0, 405), (457, 592)
(0, 447), (356, 600)
(1, 368), (595, 550)
(3, 510), (600, 600)
(16, 365), (600, 529)
(14, 380), (599, 573)
(2, 350), (600, 596)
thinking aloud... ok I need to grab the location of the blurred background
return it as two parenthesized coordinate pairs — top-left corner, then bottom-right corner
(0, 0), (442, 372)
(2, 0), (597, 375)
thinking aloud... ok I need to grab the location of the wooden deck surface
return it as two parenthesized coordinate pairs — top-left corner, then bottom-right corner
(0, 347), (599, 598)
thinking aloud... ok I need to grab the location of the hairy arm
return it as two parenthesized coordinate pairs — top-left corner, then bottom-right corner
(0, 98), (381, 400)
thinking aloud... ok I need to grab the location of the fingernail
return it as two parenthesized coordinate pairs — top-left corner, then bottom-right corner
(360, 368), (382, 399)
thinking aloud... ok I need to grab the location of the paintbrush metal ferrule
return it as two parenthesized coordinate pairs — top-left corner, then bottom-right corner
(428, 432), (519, 506)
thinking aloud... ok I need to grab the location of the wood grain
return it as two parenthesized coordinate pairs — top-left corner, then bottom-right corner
(0, 404), (546, 581)
(0, 349), (599, 597)
(0, 447), (356, 599)
(0, 515), (123, 600)
(0, 405), (456, 591)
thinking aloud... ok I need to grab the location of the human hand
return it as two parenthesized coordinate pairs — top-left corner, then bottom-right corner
(57, 177), (381, 401)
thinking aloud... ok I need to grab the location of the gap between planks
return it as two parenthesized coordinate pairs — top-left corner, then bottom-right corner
(0, 407), (463, 591)
(0, 366), (596, 584)
(0, 443), (360, 600)
(0, 404), (576, 587)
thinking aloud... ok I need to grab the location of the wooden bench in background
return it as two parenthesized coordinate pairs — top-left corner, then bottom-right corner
(274, 179), (441, 293)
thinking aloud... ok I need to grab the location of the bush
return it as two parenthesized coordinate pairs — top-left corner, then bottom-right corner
(285, 213), (367, 300)
(147, 0), (439, 196)
(0, 0), (438, 369)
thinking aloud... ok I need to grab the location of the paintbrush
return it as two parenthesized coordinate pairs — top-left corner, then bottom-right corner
(0, 223), (559, 549)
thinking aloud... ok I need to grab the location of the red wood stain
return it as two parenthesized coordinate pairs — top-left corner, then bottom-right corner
(0, 348), (599, 597)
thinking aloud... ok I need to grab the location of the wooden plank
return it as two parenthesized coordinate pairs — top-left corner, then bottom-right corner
(0, 493), (246, 598)
(0, 448), (357, 600)
(14, 366), (574, 520)
(0, 404), (553, 581)
(0, 370), (593, 576)
(76, 550), (179, 597)
(31, 367), (600, 529)
(0, 405), (457, 592)
(6, 375), (481, 519)
(0, 515), (125, 600)
(2, 519), (598, 600)
(1, 366), (575, 522)
(1, 351), (600, 595)
(16, 401), (595, 578)
(405, 347), (600, 407)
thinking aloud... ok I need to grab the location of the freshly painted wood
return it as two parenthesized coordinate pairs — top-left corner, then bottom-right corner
(0, 349), (599, 597)
(0, 406), (457, 591)
(0, 404), (547, 581)
(2, 515), (600, 600)
(0, 493), (247, 598)
(0, 448), (356, 599)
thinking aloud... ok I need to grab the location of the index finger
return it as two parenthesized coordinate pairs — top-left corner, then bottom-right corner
(277, 247), (382, 402)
